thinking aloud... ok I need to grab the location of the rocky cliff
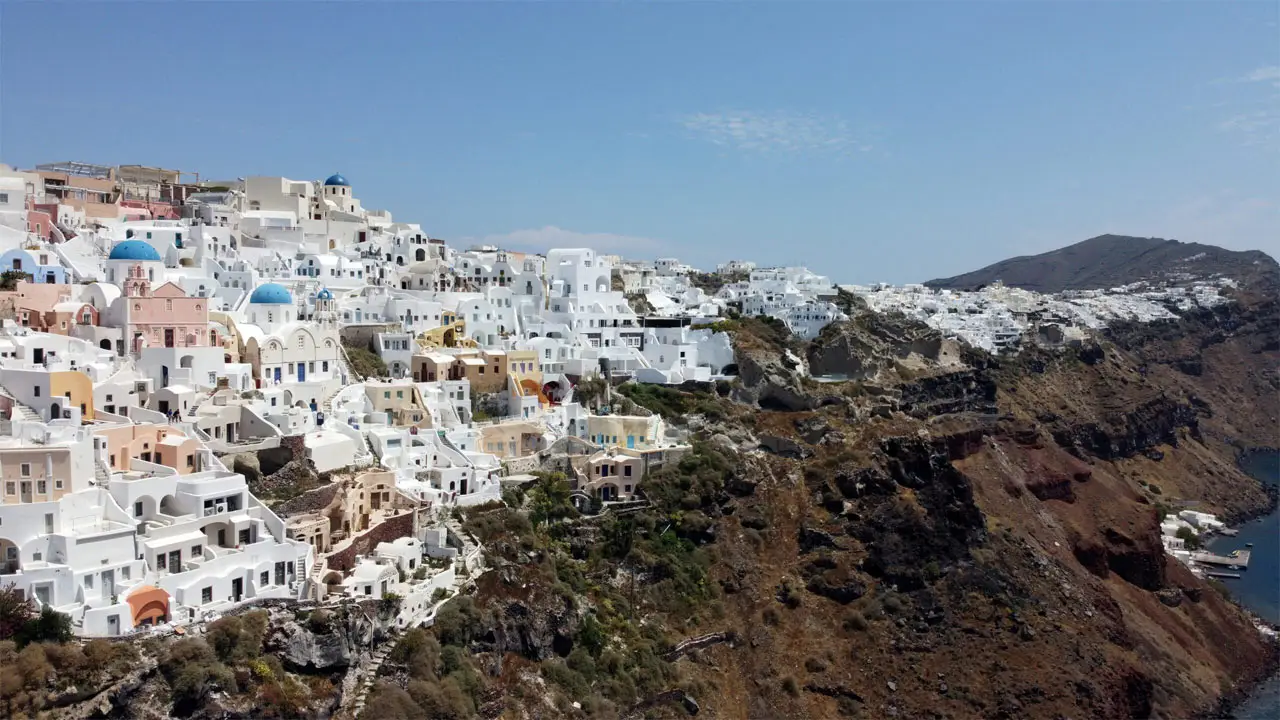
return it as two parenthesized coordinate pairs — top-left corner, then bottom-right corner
(392, 281), (1278, 720)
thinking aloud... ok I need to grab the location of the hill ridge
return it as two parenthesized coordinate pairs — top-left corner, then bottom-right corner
(925, 234), (1277, 293)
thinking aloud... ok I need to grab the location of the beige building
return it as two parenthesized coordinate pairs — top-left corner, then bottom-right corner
(585, 414), (664, 451)
(571, 448), (645, 501)
(364, 381), (431, 427)
(479, 421), (546, 459)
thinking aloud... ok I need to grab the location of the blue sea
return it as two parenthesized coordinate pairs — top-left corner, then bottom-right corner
(1208, 450), (1280, 719)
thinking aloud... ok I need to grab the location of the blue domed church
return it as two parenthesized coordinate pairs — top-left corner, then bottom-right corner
(237, 281), (342, 402)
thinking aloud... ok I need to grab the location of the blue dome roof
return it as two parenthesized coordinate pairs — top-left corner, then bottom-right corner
(323, 173), (349, 187)
(109, 240), (162, 261)
(316, 288), (334, 300)
(249, 283), (293, 304)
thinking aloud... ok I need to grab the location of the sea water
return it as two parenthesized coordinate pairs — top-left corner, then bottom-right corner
(1208, 450), (1280, 719)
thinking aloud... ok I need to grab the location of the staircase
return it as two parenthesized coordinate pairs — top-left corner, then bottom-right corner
(9, 400), (41, 423)
(350, 636), (398, 719)
(93, 459), (111, 487)
(308, 558), (328, 600)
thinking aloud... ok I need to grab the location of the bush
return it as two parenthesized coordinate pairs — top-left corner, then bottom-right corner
(781, 675), (800, 696)
(414, 567), (429, 581)
(1176, 526), (1203, 550)
(343, 343), (388, 379)
(360, 681), (425, 720)
(13, 605), (73, 647)
(407, 676), (475, 720)
(433, 596), (481, 647)
(843, 611), (868, 632)
(206, 610), (267, 662)
(380, 592), (403, 616)
(391, 628), (441, 681)
(161, 637), (236, 709)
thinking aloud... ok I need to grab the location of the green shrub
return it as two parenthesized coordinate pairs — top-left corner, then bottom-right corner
(782, 675), (800, 696)
(161, 637), (237, 709)
(360, 681), (424, 720)
(433, 596), (481, 647)
(206, 610), (267, 662)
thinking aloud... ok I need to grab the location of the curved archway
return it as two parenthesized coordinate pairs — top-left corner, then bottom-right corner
(179, 355), (194, 369)
(99, 339), (112, 350)
(0, 537), (19, 573)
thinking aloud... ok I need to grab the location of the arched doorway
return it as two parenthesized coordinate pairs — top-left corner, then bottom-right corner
(0, 537), (19, 573)
(99, 339), (112, 351)
(415, 248), (426, 262)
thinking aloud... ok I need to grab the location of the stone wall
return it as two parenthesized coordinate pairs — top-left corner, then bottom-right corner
(340, 324), (400, 351)
(326, 511), (417, 573)
(275, 482), (342, 518)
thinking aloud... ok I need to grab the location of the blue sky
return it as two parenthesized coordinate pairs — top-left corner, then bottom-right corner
(2, 2), (1276, 283)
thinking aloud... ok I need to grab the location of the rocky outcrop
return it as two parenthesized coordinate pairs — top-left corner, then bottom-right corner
(895, 369), (998, 418)
(264, 605), (386, 671)
(1049, 397), (1200, 460)
(856, 438), (988, 591)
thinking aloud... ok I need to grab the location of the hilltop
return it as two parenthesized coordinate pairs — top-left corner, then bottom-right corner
(925, 234), (1278, 293)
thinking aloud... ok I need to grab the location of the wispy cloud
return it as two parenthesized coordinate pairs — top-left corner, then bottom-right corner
(1212, 66), (1280, 148)
(472, 226), (666, 254)
(1218, 109), (1280, 147)
(678, 110), (871, 155)
(1237, 65), (1280, 87)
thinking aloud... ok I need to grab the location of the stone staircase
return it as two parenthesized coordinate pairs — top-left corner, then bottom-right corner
(307, 558), (328, 600)
(349, 631), (399, 718)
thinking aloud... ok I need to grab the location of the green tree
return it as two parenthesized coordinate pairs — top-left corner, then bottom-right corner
(1176, 526), (1202, 550)
(14, 605), (73, 646)
(0, 584), (34, 641)
(529, 472), (577, 527)
(0, 270), (31, 291)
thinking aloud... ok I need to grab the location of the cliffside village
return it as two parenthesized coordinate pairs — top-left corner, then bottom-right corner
(0, 161), (1238, 638)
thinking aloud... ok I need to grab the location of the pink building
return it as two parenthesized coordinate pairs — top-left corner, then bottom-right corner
(123, 265), (216, 353)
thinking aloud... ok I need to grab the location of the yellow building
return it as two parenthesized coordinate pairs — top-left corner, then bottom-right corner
(49, 370), (94, 421)
(585, 414), (664, 451)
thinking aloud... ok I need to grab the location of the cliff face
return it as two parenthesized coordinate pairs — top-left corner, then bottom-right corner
(410, 291), (1276, 720)
(678, 299), (1277, 719)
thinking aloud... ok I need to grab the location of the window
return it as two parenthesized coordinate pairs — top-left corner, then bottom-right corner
(166, 300), (173, 311)
(5, 482), (13, 495)
(37, 481), (46, 494)
(54, 479), (62, 490)
(201, 587), (213, 604)
(186, 455), (195, 468)
(32, 387), (39, 397)
(192, 544), (202, 556)
(156, 552), (166, 570)
(297, 336), (304, 349)
(84, 574), (94, 589)
(0, 193), (7, 204)
(20, 463), (30, 477)
(260, 571), (269, 586)
(624, 465), (632, 477)
(121, 566), (130, 580)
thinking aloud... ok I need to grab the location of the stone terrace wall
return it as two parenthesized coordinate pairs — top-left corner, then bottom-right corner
(326, 511), (416, 573)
